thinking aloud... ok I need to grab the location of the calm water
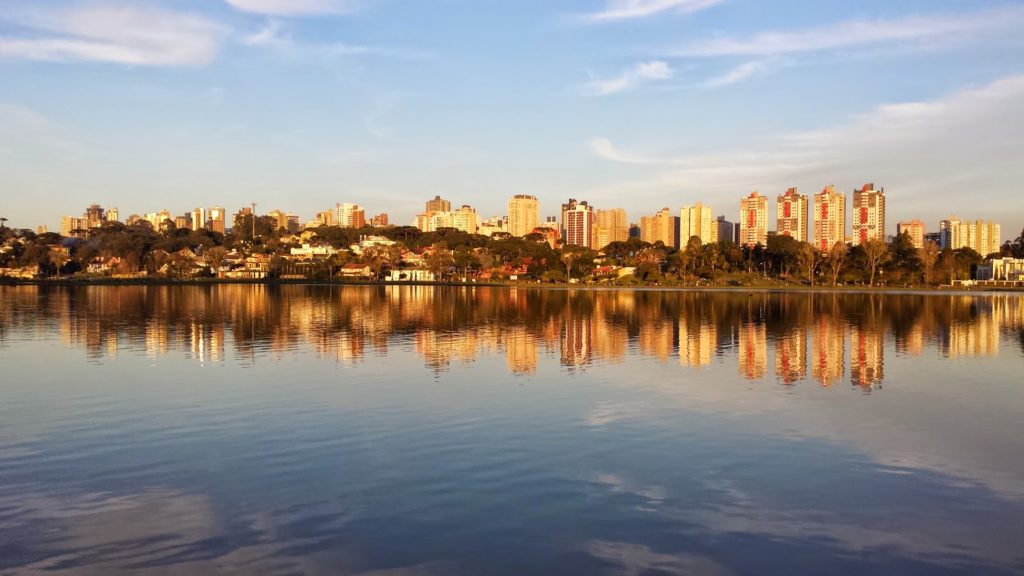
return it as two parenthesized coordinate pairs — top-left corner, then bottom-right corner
(1, 286), (1023, 575)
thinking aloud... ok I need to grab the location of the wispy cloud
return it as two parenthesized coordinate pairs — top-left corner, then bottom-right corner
(700, 60), (774, 88)
(0, 4), (223, 66)
(587, 0), (723, 22)
(223, 0), (353, 17)
(585, 60), (672, 95)
(670, 6), (1024, 57)
(238, 20), (429, 60)
(588, 75), (1024, 226)
(588, 138), (664, 164)
(241, 20), (288, 47)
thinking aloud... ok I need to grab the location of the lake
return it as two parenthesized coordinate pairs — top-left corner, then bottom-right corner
(1, 285), (1022, 575)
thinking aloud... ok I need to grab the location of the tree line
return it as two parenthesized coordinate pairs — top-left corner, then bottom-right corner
(1, 216), (1022, 286)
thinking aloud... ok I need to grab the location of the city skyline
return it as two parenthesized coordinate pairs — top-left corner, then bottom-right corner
(2, 1), (1023, 234)
(50, 189), (1008, 254)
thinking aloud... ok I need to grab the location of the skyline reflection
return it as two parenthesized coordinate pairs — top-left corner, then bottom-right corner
(2, 286), (1023, 389)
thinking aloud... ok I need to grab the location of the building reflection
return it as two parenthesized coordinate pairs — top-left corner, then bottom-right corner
(812, 317), (845, 387)
(851, 325), (884, 390)
(738, 322), (768, 380)
(775, 329), (807, 385)
(2, 286), (1021, 387)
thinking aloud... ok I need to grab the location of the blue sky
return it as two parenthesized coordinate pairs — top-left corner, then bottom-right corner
(1, 0), (1023, 238)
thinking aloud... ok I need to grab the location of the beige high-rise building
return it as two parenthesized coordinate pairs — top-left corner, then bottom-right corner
(451, 205), (479, 234)
(776, 187), (808, 242)
(593, 208), (628, 250)
(145, 209), (172, 229)
(851, 183), (885, 246)
(940, 217), (1000, 256)
(739, 192), (768, 247)
(209, 207), (226, 234)
(679, 202), (718, 245)
(640, 208), (678, 248)
(897, 220), (926, 249)
(814, 185), (846, 251)
(191, 207), (207, 231)
(426, 195), (451, 214)
(507, 195), (539, 238)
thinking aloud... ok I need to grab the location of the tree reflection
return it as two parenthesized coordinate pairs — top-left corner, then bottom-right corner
(1, 286), (1021, 386)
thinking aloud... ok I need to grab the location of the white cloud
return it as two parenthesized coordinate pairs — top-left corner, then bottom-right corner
(241, 20), (288, 47)
(700, 60), (773, 88)
(585, 60), (672, 96)
(587, 75), (1024, 230)
(0, 5), (223, 66)
(588, 138), (663, 165)
(671, 6), (1024, 57)
(223, 0), (353, 17)
(587, 0), (723, 22)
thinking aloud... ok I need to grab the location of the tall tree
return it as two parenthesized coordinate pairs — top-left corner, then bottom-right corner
(919, 240), (940, 285)
(798, 243), (821, 285)
(862, 238), (891, 286)
(827, 241), (846, 286)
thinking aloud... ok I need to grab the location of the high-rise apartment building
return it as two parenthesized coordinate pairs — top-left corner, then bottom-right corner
(814, 185), (846, 251)
(851, 183), (885, 246)
(940, 217), (1001, 256)
(479, 215), (509, 237)
(451, 205), (479, 234)
(739, 192), (768, 247)
(561, 199), (594, 248)
(508, 195), (539, 238)
(209, 207), (226, 234)
(716, 216), (737, 245)
(145, 209), (172, 229)
(370, 213), (389, 227)
(776, 187), (808, 242)
(896, 220), (926, 249)
(336, 203), (366, 228)
(593, 208), (628, 250)
(59, 204), (113, 236)
(680, 202), (717, 245)
(640, 208), (678, 248)
(425, 195), (451, 214)
(106, 208), (119, 223)
(191, 207), (207, 231)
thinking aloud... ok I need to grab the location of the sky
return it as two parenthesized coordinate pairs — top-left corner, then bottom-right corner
(1, 0), (1023, 239)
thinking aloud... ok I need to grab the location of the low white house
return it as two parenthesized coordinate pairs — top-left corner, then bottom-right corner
(290, 243), (338, 259)
(975, 257), (1024, 282)
(384, 269), (436, 282)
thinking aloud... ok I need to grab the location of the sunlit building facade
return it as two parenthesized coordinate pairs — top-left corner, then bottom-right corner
(776, 187), (808, 242)
(739, 192), (768, 247)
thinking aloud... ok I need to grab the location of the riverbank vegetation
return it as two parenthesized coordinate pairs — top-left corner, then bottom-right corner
(1, 218), (1022, 288)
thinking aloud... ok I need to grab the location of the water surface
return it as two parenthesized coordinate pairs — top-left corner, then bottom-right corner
(1, 286), (1023, 575)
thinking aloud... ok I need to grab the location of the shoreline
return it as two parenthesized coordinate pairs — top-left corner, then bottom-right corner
(1, 277), (1021, 293)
